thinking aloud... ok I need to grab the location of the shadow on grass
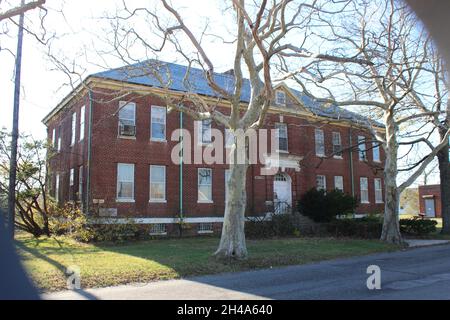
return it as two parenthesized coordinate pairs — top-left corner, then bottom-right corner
(16, 241), (98, 300)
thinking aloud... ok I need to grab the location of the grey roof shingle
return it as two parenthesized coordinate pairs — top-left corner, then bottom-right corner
(93, 60), (382, 127)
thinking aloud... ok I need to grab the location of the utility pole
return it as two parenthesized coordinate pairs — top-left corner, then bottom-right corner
(7, 0), (25, 239)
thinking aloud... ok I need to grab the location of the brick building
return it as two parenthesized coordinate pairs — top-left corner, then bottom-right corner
(43, 60), (385, 235)
(418, 184), (442, 218)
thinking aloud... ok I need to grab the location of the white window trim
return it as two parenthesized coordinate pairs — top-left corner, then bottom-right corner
(150, 105), (167, 142)
(316, 175), (326, 191)
(197, 222), (214, 234)
(69, 168), (74, 186)
(70, 112), (76, 146)
(315, 129), (325, 157)
(358, 136), (367, 161)
(52, 128), (56, 147)
(372, 142), (381, 163)
(55, 174), (60, 202)
(374, 178), (383, 203)
(197, 120), (212, 146)
(78, 165), (83, 201)
(57, 136), (61, 152)
(275, 90), (286, 106)
(116, 163), (135, 202)
(118, 101), (136, 138)
(360, 177), (369, 203)
(334, 176), (344, 192)
(275, 122), (289, 153)
(79, 106), (85, 142)
(198, 168), (213, 203)
(332, 132), (343, 159)
(149, 165), (166, 202)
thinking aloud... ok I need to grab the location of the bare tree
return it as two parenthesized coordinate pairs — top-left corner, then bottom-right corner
(0, 0), (45, 22)
(280, 0), (450, 243)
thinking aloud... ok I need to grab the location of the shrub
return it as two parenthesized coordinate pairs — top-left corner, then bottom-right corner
(298, 188), (358, 223)
(400, 218), (437, 236)
(326, 217), (382, 239)
(49, 203), (94, 242)
(89, 223), (140, 242)
(245, 213), (300, 239)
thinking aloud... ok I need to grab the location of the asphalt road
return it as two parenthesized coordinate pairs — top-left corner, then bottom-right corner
(43, 244), (450, 300)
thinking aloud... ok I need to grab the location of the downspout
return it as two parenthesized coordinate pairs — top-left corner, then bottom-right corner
(179, 111), (184, 229)
(349, 127), (355, 197)
(86, 89), (93, 215)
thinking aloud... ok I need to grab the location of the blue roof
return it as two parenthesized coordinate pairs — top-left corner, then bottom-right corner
(93, 60), (381, 127)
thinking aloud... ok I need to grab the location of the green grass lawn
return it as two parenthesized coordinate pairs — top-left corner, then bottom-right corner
(16, 235), (400, 292)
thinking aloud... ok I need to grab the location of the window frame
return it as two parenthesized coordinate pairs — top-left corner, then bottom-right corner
(118, 101), (136, 138)
(149, 223), (167, 236)
(79, 106), (85, 142)
(275, 90), (286, 106)
(70, 112), (76, 146)
(197, 222), (214, 234)
(69, 168), (74, 186)
(149, 165), (166, 202)
(332, 132), (343, 158)
(374, 178), (383, 203)
(316, 175), (326, 191)
(197, 119), (212, 145)
(116, 163), (135, 202)
(360, 177), (369, 203)
(78, 165), (83, 202)
(358, 136), (367, 161)
(315, 129), (325, 157)
(55, 174), (60, 203)
(275, 122), (289, 152)
(372, 142), (381, 162)
(334, 176), (344, 192)
(198, 168), (213, 203)
(150, 105), (167, 141)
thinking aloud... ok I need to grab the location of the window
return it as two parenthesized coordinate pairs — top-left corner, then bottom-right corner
(151, 106), (166, 141)
(358, 136), (367, 161)
(79, 106), (85, 142)
(225, 169), (231, 202)
(57, 126), (61, 152)
(198, 222), (213, 234)
(197, 120), (212, 144)
(334, 176), (344, 192)
(360, 177), (369, 203)
(316, 175), (326, 191)
(315, 129), (325, 156)
(149, 223), (167, 235)
(150, 165), (166, 202)
(373, 142), (380, 162)
(275, 123), (288, 152)
(52, 128), (56, 147)
(275, 90), (286, 105)
(78, 166), (83, 201)
(198, 168), (212, 202)
(71, 112), (76, 146)
(225, 129), (234, 148)
(332, 132), (342, 158)
(117, 163), (134, 201)
(118, 102), (136, 137)
(55, 174), (60, 202)
(69, 168), (74, 186)
(374, 178), (383, 203)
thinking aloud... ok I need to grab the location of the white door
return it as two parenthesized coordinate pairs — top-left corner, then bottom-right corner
(425, 199), (436, 217)
(273, 173), (292, 213)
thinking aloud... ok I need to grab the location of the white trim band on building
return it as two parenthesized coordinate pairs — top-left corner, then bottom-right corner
(88, 216), (226, 224)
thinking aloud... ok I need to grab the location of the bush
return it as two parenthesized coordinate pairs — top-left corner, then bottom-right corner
(298, 188), (358, 223)
(89, 223), (140, 242)
(326, 217), (382, 239)
(49, 203), (94, 242)
(245, 213), (300, 239)
(400, 218), (437, 236)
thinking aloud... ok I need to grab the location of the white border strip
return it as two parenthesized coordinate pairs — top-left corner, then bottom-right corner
(88, 217), (225, 224)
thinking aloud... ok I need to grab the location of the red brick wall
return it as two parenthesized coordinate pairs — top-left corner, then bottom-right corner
(418, 184), (442, 218)
(46, 89), (385, 219)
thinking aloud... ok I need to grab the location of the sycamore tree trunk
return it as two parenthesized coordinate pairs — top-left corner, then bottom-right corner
(214, 162), (249, 260)
(438, 132), (450, 234)
(380, 110), (403, 244)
